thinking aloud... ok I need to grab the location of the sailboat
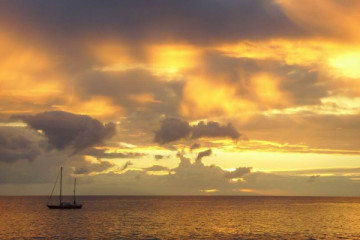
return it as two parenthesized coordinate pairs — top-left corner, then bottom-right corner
(47, 167), (83, 209)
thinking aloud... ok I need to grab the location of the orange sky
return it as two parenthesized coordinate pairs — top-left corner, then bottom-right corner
(0, 0), (359, 196)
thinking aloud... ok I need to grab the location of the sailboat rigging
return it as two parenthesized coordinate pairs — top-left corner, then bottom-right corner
(47, 167), (83, 209)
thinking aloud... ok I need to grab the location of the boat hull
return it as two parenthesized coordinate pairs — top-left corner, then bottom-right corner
(47, 204), (82, 209)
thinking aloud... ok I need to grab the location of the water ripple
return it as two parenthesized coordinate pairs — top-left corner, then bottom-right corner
(1, 196), (360, 239)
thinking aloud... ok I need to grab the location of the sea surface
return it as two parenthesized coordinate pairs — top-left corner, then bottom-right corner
(0, 196), (360, 239)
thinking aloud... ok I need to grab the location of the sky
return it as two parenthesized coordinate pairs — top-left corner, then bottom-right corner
(0, 0), (359, 196)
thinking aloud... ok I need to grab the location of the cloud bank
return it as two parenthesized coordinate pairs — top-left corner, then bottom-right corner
(0, 129), (41, 163)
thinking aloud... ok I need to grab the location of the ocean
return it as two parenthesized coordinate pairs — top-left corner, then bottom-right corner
(0, 196), (359, 239)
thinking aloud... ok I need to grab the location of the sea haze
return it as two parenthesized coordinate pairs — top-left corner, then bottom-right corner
(1, 196), (360, 239)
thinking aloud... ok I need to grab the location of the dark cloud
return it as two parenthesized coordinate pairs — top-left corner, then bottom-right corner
(176, 152), (192, 167)
(121, 160), (133, 171)
(190, 143), (201, 150)
(192, 121), (240, 140)
(154, 118), (192, 144)
(154, 154), (170, 161)
(0, 128), (42, 163)
(154, 118), (241, 144)
(307, 175), (320, 183)
(144, 165), (170, 172)
(83, 148), (145, 159)
(0, 0), (306, 48)
(224, 167), (252, 179)
(74, 160), (114, 174)
(154, 155), (164, 160)
(14, 111), (116, 153)
(277, 65), (327, 106)
(195, 149), (212, 163)
(76, 70), (184, 117)
(167, 151), (231, 194)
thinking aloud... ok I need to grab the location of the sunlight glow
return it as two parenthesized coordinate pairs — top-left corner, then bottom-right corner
(217, 39), (334, 66)
(53, 96), (124, 119)
(91, 42), (136, 70)
(329, 52), (360, 79)
(146, 171), (170, 176)
(264, 96), (360, 116)
(127, 93), (160, 104)
(180, 77), (257, 120)
(251, 73), (288, 107)
(200, 189), (219, 193)
(237, 188), (256, 193)
(0, 122), (27, 127)
(147, 44), (200, 76)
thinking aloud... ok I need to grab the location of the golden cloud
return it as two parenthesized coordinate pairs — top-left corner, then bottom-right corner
(91, 42), (201, 79)
(276, 0), (360, 41)
(0, 32), (65, 115)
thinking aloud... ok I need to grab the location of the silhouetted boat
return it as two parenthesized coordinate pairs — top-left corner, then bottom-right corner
(47, 167), (82, 209)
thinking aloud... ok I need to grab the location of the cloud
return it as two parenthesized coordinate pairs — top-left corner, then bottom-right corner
(0, 1), (305, 49)
(14, 111), (116, 153)
(307, 175), (320, 183)
(154, 154), (164, 160)
(240, 114), (360, 152)
(83, 148), (145, 159)
(0, 149), (114, 185)
(144, 165), (170, 172)
(192, 121), (240, 140)
(154, 118), (192, 144)
(1, 1), (360, 197)
(274, 168), (360, 176)
(121, 160), (133, 171)
(74, 160), (114, 175)
(0, 152), (64, 185)
(195, 149), (212, 163)
(276, 0), (360, 41)
(182, 52), (328, 118)
(154, 118), (241, 144)
(168, 152), (232, 194)
(76, 70), (184, 117)
(1, 144), (359, 196)
(224, 167), (252, 179)
(190, 143), (201, 150)
(176, 152), (192, 167)
(154, 154), (170, 161)
(0, 127), (42, 163)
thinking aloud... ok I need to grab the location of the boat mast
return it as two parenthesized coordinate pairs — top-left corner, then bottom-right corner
(60, 167), (62, 205)
(73, 178), (76, 204)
